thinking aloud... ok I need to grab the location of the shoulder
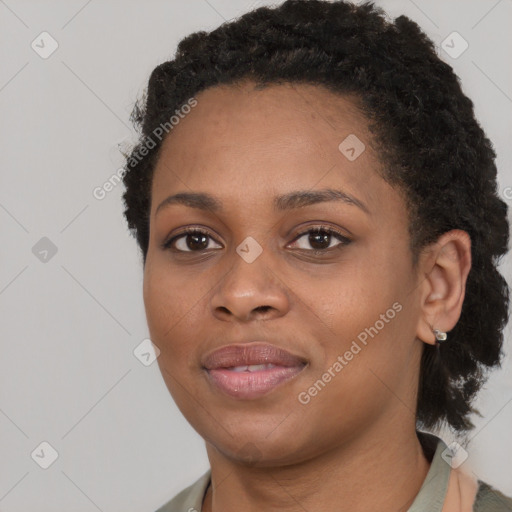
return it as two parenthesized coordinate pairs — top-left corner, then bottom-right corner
(474, 481), (512, 511)
(154, 470), (211, 512)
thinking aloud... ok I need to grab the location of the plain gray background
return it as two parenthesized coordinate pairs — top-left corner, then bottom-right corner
(1, 0), (511, 510)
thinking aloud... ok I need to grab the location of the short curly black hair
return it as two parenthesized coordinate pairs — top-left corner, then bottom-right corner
(121, 0), (510, 433)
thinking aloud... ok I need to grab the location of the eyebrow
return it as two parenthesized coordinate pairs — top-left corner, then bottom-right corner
(155, 187), (370, 216)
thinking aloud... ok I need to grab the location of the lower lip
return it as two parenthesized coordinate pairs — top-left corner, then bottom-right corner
(205, 365), (305, 399)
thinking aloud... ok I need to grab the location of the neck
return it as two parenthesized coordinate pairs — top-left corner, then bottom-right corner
(202, 420), (431, 512)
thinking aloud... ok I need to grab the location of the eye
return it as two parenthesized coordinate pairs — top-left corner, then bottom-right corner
(162, 227), (222, 253)
(161, 225), (351, 255)
(287, 226), (351, 254)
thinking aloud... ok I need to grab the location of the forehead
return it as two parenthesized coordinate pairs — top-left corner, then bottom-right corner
(157, 80), (369, 152)
(151, 81), (388, 214)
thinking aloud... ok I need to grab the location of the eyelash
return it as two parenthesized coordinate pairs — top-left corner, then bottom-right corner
(161, 225), (351, 256)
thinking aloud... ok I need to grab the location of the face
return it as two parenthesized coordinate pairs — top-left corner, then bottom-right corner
(143, 81), (426, 466)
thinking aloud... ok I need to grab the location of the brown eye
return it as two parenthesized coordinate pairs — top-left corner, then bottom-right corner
(288, 227), (351, 253)
(163, 228), (222, 252)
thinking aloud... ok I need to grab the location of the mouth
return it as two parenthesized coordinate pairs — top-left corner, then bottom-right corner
(202, 342), (308, 400)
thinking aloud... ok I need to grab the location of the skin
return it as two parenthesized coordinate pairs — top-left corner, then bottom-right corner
(143, 80), (472, 512)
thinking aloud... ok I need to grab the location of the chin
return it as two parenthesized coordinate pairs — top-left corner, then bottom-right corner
(204, 421), (314, 466)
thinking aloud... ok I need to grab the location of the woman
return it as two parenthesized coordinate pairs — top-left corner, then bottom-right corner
(121, 1), (512, 510)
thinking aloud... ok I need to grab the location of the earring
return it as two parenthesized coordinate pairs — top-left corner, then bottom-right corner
(432, 327), (447, 343)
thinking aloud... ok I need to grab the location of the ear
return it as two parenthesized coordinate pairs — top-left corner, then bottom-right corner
(415, 230), (472, 346)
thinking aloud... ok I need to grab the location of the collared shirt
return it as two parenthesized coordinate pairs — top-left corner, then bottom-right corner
(155, 433), (512, 511)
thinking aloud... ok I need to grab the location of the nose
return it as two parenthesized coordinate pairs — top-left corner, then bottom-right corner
(209, 249), (290, 323)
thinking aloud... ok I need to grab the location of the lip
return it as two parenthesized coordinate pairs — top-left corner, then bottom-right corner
(202, 342), (307, 369)
(202, 342), (307, 400)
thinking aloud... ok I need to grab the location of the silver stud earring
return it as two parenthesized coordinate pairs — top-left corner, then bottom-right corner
(432, 328), (447, 343)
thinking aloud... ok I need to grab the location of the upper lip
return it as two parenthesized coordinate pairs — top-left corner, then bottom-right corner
(202, 342), (307, 370)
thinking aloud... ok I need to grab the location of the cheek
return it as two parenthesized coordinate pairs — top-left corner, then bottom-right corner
(306, 248), (409, 369)
(143, 265), (204, 364)
(311, 276), (417, 414)
(143, 271), (175, 340)
(309, 252), (396, 324)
